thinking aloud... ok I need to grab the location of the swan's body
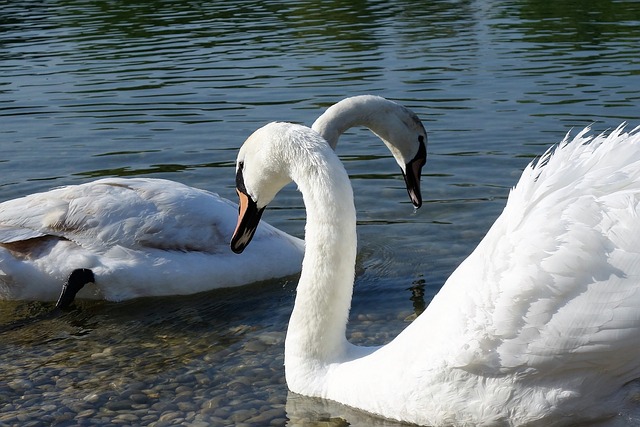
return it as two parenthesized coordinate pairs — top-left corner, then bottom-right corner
(232, 122), (640, 426)
(0, 95), (427, 304)
(0, 178), (303, 302)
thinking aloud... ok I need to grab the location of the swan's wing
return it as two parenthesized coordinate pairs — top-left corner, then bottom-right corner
(0, 178), (247, 254)
(439, 126), (640, 379)
(0, 225), (47, 243)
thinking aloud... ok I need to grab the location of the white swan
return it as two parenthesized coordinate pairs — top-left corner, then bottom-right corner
(231, 122), (640, 426)
(0, 95), (427, 306)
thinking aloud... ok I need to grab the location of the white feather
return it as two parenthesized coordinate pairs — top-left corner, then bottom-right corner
(237, 122), (640, 425)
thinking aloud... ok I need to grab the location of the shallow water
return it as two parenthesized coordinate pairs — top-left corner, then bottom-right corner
(1, 0), (640, 425)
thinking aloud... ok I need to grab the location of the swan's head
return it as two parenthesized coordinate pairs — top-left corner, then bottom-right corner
(313, 95), (427, 208)
(231, 122), (325, 253)
(371, 102), (427, 209)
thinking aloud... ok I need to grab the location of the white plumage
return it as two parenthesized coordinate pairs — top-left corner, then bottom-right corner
(0, 95), (427, 303)
(232, 122), (640, 426)
(0, 177), (302, 301)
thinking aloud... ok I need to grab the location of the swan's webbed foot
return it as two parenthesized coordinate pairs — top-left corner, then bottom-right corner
(55, 268), (95, 311)
(0, 269), (95, 333)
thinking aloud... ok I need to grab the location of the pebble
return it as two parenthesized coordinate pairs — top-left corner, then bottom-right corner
(83, 393), (101, 403)
(90, 347), (114, 358)
(0, 414), (17, 423)
(243, 340), (267, 352)
(245, 408), (283, 424)
(129, 392), (150, 404)
(1, 299), (407, 427)
(201, 395), (224, 409)
(173, 392), (193, 403)
(76, 409), (96, 418)
(105, 400), (132, 411)
(231, 408), (258, 423)
(8, 378), (33, 390)
(152, 401), (178, 412)
(174, 401), (193, 411)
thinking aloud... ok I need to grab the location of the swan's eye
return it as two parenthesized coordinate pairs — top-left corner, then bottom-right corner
(414, 138), (427, 165)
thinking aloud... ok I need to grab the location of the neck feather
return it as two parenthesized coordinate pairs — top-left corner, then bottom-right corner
(285, 152), (357, 369)
(312, 96), (389, 149)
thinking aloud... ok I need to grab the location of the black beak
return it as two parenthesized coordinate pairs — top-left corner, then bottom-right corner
(402, 138), (427, 208)
(230, 164), (265, 254)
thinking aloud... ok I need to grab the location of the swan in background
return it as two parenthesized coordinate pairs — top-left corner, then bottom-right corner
(0, 95), (427, 307)
(231, 122), (640, 426)
(0, 178), (302, 306)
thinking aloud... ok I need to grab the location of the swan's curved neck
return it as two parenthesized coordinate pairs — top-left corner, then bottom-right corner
(285, 151), (357, 369)
(312, 96), (389, 149)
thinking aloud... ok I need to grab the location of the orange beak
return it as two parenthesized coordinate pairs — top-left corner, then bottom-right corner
(231, 188), (265, 254)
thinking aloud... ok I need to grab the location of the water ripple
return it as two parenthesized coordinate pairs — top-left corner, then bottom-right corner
(2, 0), (640, 425)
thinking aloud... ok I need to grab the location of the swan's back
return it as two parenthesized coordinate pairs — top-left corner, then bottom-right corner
(395, 125), (640, 422)
(0, 178), (239, 253)
(488, 125), (640, 359)
(493, 126), (640, 371)
(334, 125), (640, 425)
(0, 177), (304, 301)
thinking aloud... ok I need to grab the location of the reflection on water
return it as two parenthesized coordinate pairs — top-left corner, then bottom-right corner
(286, 392), (409, 427)
(2, 0), (640, 425)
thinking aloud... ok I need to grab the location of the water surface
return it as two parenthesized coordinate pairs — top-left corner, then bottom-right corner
(2, 0), (640, 425)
